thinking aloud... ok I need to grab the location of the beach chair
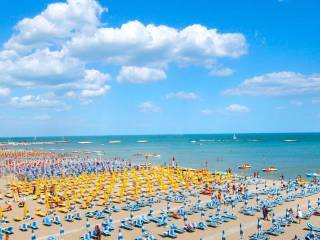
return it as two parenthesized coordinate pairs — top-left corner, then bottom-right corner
(43, 217), (52, 226)
(170, 224), (185, 233)
(157, 217), (168, 227)
(81, 233), (90, 240)
(140, 215), (150, 224)
(161, 228), (177, 239)
(4, 226), (14, 235)
(89, 230), (98, 239)
(134, 219), (144, 228)
(65, 213), (74, 222)
(19, 223), (28, 231)
(120, 220), (134, 230)
(197, 221), (208, 230)
(47, 237), (58, 240)
(53, 215), (61, 225)
(102, 227), (112, 236)
(184, 224), (195, 232)
(30, 221), (39, 230)
(85, 211), (95, 218)
(223, 211), (237, 220)
(74, 212), (82, 220)
(306, 223), (320, 232)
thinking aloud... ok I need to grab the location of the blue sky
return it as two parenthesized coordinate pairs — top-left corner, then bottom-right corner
(0, 0), (319, 136)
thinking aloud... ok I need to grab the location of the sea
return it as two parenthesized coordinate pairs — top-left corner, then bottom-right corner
(1, 133), (320, 180)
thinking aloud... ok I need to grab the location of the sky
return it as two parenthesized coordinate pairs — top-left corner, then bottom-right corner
(0, 0), (319, 137)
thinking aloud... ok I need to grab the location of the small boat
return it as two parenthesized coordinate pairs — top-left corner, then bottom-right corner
(238, 163), (252, 169)
(136, 140), (148, 143)
(233, 133), (237, 140)
(144, 153), (160, 158)
(262, 166), (278, 172)
(306, 172), (320, 177)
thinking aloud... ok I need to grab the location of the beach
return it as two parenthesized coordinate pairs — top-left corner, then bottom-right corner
(0, 149), (319, 240)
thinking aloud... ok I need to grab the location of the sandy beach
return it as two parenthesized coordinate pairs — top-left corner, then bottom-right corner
(0, 151), (319, 240)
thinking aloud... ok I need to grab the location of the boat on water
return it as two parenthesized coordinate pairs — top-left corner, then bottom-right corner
(144, 153), (160, 158)
(233, 133), (237, 140)
(262, 166), (278, 172)
(238, 163), (252, 169)
(136, 140), (148, 143)
(109, 140), (121, 144)
(78, 141), (93, 144)
(306, 172), (320, 177)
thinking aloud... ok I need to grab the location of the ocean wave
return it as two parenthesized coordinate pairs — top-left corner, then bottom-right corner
(109, 140), (121, 144)
(136, 140), (148, 143)
(199, 139), (216, 142)
(247, 139), (262, 142)
(78, 141), (93, 144)
(283, 139), (298, 142)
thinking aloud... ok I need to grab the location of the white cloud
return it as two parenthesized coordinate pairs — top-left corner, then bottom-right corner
(34, 114), (51, 121)
(209, 67), (234, 77)
(10, 94), (67, 109)
(138, 101), (161, 112)
(166, 91), (199, 100)
(117, 66), (166, 84)
(226, 104), (250, 113)
(1, 49), (83, 86)
(80, 85), (110, 97)
(67, 20), (247, 67)
(223, 71), (320, 96)
(0, 0), (247, 108)
(201, 109), (214, 115)
(5, 0), (105, 53)
(0, 87), (11, 97)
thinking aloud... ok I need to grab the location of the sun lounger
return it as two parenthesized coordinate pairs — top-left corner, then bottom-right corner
(43, 217), (52, 226)
(30, 221), (39, 230)
(19, 223), (28, 231)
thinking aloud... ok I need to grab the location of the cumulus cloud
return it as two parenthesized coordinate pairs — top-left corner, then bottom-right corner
(9, 94), (68, 110)
(166, 91), (199, 100)
(209, 67), (234, 77)
(138, 101), (161, 112)
(226, 104), (250, 113)
(5, 0), (105, 53)
(0, 0), (247, 107)
(0, 87), (11, 97)
(223, 71), (320, 96)
(67, 20), (247, 67)
(117, 66), (166, 84)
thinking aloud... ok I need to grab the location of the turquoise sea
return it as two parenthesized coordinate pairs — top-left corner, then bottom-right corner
(1, 133), (320, 179)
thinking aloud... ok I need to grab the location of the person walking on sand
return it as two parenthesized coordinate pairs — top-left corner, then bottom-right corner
(95, 225), (101, 240)
(297, 208), (302, 224)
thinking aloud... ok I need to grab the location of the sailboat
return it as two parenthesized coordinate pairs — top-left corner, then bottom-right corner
(233, 133), (237, 140)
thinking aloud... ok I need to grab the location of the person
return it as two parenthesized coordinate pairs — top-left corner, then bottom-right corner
(262, 205), (267, 220)
(240, 224), (244, 239)
(232, 184), (236, 195)
(95, 225), (101, 240)
(297, 208), (302, 224)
